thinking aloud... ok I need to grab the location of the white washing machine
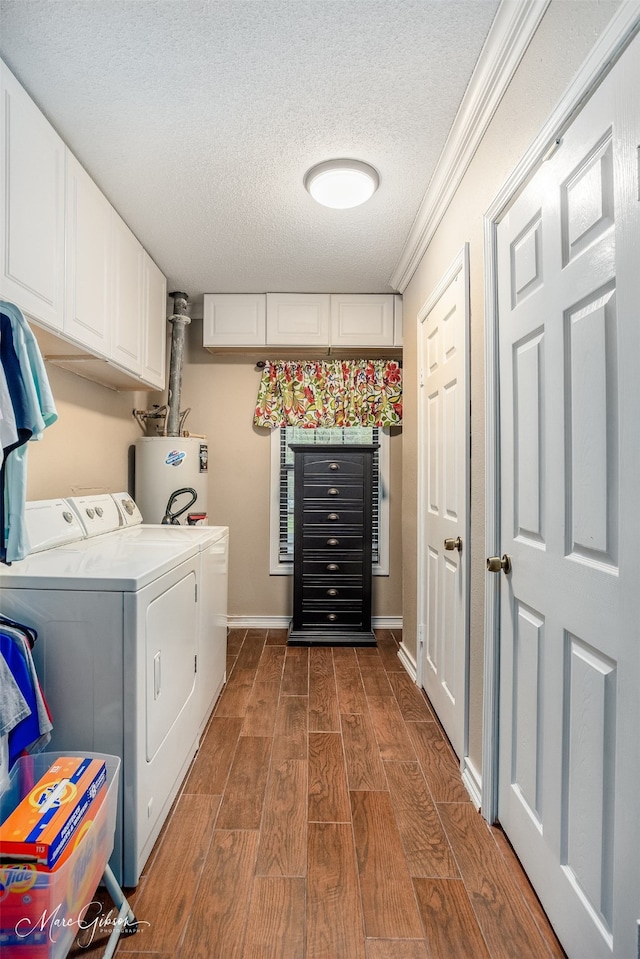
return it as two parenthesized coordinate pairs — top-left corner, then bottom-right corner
(71, 491), (229, 737)
(0, 497), (203, 887)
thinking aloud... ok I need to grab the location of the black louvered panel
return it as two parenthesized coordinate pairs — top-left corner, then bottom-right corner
(371, 445), (380, 562)
(278, 428), (294, 562)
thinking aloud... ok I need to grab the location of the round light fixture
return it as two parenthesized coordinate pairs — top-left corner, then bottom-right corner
(304, 158), (379, 209)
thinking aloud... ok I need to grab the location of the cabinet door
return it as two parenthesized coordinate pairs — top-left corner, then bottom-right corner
(203, 293), (266, 347)
(142, 253), (167, 390)
(0, 62), (65, 330)
(266, 293), (330, 346)
(111, 212), (144, 376)
(64, 151), (111, 356)
(330, 294), (394, 347)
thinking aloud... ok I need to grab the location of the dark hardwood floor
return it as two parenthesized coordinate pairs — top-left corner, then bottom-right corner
(70, 628), (566, 959)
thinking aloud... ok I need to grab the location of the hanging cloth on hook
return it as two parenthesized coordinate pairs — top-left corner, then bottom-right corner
(0, 626), (52, 768)
(0, 301), (57, 564)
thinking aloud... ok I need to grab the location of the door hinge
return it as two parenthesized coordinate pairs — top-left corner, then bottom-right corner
(194, 654), (198, 674)
(418, 623), (425, 648)
(195, 583), (198, 603)
(543, 137), (562, 161)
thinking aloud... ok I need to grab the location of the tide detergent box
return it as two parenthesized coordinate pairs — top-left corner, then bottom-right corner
(0, 757), (107, 871)
(0, 807), (110, 958)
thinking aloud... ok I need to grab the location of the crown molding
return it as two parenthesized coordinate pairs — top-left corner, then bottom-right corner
(389, 0), (550, 293)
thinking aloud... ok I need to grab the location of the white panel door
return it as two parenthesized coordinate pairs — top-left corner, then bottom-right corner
(495, 36), (640, 959)
(418, 249), (469, 758)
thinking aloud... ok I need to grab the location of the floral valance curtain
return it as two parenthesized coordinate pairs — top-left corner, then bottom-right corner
(254, 359), (402, 428)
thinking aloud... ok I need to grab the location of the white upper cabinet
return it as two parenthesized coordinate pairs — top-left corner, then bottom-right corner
(203, 293), (266, 346)
(142, 254), (167, 390)
(330, 294), (394, 347)
(203, 292), (402, 351)
(266, 292), (330, 346)
(0, 61), (65, 331)
(0, 59), (167, 391)
(111, 212), (144, 377)
(64, 151), (111, 356)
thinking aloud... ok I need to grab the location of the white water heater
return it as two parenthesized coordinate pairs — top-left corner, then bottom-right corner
(134, 436), (208, 524)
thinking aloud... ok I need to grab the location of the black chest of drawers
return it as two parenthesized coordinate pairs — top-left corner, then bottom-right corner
(288, 444), (378, 646)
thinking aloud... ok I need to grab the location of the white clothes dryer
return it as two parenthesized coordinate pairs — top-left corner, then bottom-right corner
(0, 498), (202, 887)
(108, 492), (229, 735)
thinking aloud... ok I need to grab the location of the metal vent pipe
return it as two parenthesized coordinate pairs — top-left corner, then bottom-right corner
(166, 291), (191, 437)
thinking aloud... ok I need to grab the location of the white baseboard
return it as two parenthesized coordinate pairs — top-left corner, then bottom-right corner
(227, 615), (403, 630)
(227, 615), (290, 629)
(397, 641), (417, 681)
(462, 756), (483, 810)
(372, 616), (403, 630)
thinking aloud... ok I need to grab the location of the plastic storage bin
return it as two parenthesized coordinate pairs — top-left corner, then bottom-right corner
(0, 752), (120, 959)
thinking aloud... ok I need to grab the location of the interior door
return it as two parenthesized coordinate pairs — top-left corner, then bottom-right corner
(495, 36), (640, 959)
(418, 248), (469, 759)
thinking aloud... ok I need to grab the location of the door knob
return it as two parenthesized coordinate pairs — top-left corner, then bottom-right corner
(486, 554), (512, 575)
(444, 537), (462, 552)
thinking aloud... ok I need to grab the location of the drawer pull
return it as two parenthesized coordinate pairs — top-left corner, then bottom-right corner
(327, 538), (339, 546)
(327, 613), (338, 622)
(329, 462), (340, 471)
(327, 488), (339, 496)
(326, 563), (339, 571)
(327, 588), (338, 597)
(327, 512), (340, 521)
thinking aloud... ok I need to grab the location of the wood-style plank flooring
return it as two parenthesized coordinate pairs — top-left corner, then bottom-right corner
(70, 628), (566, 959)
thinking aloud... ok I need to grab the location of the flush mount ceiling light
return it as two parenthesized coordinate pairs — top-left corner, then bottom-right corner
(304, 158), (380, 209)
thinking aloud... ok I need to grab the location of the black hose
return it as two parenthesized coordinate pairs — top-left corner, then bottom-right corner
(161, 487), (198, 525)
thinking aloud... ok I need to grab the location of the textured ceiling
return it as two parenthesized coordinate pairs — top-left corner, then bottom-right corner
(0, 0), (500, 304)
